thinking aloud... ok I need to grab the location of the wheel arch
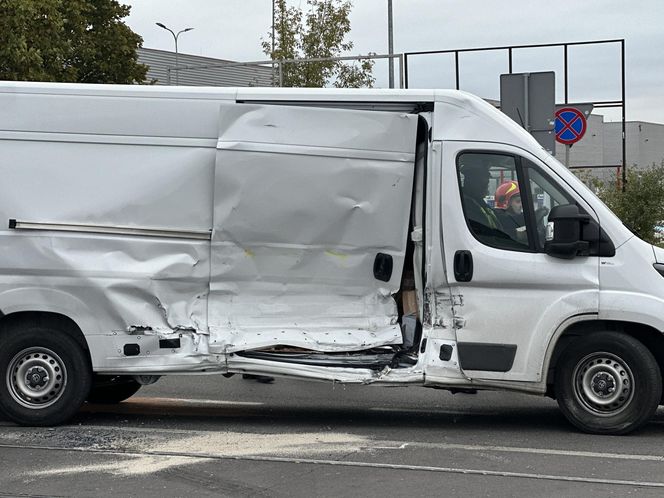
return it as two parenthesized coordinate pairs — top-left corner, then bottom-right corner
(0, 311), (91, 360)
(545, 319), (664, 394)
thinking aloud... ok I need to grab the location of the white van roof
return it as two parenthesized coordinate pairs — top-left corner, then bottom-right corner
(0, 81), (547, 159)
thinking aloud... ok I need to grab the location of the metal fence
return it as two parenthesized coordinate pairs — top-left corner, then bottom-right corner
(167, 52), (406, 88)
(403, 39), (627, 187)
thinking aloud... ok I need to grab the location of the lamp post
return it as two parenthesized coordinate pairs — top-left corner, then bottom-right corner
(272, 0), (276, 84)
(387, 0), (394, 89)
(156, 23), (194, 85)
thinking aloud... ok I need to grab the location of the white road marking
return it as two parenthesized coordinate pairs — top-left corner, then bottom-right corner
(1, 443), (663, 489)
(376, 441), (664, 463)
(121, 396), (263, 406)
(370, 443), (410, 450)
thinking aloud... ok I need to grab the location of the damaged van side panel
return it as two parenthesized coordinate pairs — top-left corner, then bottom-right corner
(0, 88), (233, 371)
(209, 104), (419, 353)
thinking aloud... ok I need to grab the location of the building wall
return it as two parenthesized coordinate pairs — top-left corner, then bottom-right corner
(550, 115), (664, 182)
(137, 48), (274, 87)
(604, 121), (664, 168)
(553, 114), (605, 168)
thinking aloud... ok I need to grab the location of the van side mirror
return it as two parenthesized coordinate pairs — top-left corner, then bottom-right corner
(544, 204), (591, 259)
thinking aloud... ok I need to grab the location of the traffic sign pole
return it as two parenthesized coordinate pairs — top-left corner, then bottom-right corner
(565, 145), (570, 168)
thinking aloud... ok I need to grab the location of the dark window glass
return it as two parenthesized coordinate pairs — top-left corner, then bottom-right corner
(457, 153), (530, 251)
(524, 160), (575, 250)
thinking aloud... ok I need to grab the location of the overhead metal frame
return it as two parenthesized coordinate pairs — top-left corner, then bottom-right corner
(167, 52), (406, 89)
(403, 39), (627, 189)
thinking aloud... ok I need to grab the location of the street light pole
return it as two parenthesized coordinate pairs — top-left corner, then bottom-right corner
(387, 0), (394, 89)
(272, 0), (276, 56)
(156, 23), (194, 85)
(272, 0), (276, 85)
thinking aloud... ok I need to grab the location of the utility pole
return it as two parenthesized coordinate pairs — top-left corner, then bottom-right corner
(156, 23), (194, 85)
(272, 0), (276, 85)
(387, 0), (394, 88)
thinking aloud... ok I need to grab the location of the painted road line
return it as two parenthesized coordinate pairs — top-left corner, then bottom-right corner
(361, 441), (664, 463)
(121, 397), (264, 406)
(1, 443), (664, 489)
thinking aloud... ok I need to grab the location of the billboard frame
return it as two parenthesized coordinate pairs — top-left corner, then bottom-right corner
(403, 39), (627, 189)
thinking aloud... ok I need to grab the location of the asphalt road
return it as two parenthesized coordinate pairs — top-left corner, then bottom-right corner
(2, 374), (664, 497)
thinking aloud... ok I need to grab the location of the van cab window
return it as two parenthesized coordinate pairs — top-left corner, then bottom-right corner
(524, 161), (575, 250)
(456, 153), (531, 251)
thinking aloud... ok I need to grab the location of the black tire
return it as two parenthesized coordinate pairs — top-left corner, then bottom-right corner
(87, 376), (141, 404)
(555, 332), (661, 435)
(0, 324), (92, 426)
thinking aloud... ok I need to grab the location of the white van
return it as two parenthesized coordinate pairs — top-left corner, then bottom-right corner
(1, 81), (663, 434)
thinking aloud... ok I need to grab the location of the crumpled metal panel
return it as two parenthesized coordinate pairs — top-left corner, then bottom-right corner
(226, 354), (425, 384)
(209, 104), (418, 353)
(0, 233), (209, 332)
(0, 95), (215, 367)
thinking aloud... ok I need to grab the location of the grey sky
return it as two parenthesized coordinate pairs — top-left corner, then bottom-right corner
(125, 0), (664, 123)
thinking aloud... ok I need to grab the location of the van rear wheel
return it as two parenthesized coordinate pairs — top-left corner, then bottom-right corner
(0, 325), (92, 426)
(555, 332), (661, 435)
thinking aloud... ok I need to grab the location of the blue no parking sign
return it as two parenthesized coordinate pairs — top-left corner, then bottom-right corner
(555, 107), (587, 145)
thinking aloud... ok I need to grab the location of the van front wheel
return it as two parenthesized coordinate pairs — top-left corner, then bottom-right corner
(0, 325), (92, 426)
(555, 332), (661, 435)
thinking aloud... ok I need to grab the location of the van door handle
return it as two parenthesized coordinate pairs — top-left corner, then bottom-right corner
(454, 250), (473, 282)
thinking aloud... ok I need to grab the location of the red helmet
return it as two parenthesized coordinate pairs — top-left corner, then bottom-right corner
(494, 181), (520, 209)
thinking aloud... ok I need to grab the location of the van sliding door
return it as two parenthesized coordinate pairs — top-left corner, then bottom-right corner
(209, 103), (419, 353)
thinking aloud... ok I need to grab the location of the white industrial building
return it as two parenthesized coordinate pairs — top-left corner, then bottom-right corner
(555, 115), (664, 168)
(137, 48), (273, 87)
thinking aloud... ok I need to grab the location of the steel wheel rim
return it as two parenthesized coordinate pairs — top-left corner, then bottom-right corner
(6, 347), (67, 409)
(572, 352), (634, 416)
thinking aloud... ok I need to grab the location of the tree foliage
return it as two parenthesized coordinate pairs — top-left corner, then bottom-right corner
(262, 0), (374, 88)
(0, 0), (147, 84)
(578, 162), (664, 245)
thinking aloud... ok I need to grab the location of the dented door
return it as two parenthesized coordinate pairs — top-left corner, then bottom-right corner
(208, 103), (419, 353)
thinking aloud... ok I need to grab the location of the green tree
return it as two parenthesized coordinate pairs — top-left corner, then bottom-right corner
(0, 0), (147, 84)
(578, 162), (664, 245)
(262, 0), (374, 88)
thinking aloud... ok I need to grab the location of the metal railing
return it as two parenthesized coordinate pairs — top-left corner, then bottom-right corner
(403, 39), (627, 188)
(166, 52), (406, 88)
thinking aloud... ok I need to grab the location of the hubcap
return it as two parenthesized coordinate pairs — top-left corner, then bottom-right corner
(6, 347), (67, 409)
(573, 352), (634, 416)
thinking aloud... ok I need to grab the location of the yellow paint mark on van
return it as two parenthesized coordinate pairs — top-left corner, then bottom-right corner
(325, 250), (347, 260)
